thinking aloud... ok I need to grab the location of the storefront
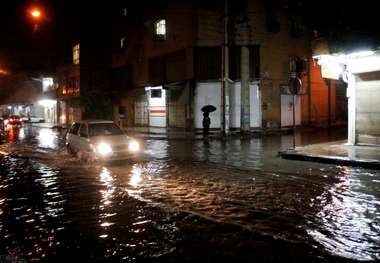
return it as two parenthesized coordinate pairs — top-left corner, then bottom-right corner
(314, 50), (380, 145)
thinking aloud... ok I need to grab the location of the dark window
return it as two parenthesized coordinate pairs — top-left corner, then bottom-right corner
(229, 0), (248, 17)
(249, 45), (260, 79)
(264, 1), (280, 33)
(151, 89), (162, 98)
(194, 47), (221, 81)
(228, 45), (260, 81)
(69, 123), (80, 135)
(165, 50), (186, 82)
(79, 124), (88, 137)
(149, 56), (164, 84)
(229, 46), (241, 81)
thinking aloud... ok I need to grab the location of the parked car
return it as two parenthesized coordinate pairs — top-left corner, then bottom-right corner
(66, 120), (140, 161)
(4, 115), (22, 128)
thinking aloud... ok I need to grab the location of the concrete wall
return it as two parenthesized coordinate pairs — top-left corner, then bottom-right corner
(355, 71), (380, 145)
(194, 82), (221, 129)
(112, 0), (316, 129)
(168, 85), (189, 128)
(196, 0), (311, 128)
(194, 81), (261, 129)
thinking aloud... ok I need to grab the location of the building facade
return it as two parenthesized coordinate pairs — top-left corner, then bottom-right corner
(111, 0), (347, 131)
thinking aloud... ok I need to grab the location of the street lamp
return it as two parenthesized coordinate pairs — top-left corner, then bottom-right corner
(31, 9), (41, 18)
(27, 6), (44, 31)
(28, 7), (43, 20)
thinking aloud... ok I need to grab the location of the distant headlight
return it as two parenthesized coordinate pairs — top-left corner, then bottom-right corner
(97, 143), (113, 156)
(128, 140), (140, 152)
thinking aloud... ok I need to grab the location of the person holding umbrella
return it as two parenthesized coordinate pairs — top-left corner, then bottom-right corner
(201, 105), (216, 136)
(202, 112), (211, 136)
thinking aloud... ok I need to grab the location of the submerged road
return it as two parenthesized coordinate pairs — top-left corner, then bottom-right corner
(0, 125), (379, 262)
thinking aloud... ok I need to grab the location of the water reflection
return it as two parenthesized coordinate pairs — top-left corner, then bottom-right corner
(129, 164), (143, 187)
(37, 128), (57, 149)
(98, 167), (116, 239)
(0, 158), (65, 261)
(1, 126), (379, 261)
(308, 167), (380, 260)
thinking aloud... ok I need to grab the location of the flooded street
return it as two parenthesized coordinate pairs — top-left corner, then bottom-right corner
(0, 126), (379, 262)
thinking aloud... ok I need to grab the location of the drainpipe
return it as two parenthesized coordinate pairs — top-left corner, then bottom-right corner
(241, 46), (250, 132)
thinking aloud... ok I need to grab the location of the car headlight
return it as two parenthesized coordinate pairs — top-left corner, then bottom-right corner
(128, 140), (140, 152)
(97, 143), (113, 156)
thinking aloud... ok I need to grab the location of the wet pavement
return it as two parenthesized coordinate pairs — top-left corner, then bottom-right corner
(0, 125), (379, 262)
(281, 140), (380, 169)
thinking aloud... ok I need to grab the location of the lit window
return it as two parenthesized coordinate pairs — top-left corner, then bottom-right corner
(155, 19), (166, 38)
(120, 37), (126, 49)
(73, 44), (80, 65)
(42, 77), (53, 92)
(122, 8), (127, 17)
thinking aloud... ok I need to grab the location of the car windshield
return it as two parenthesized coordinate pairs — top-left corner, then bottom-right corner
(88, 123), (124, 137)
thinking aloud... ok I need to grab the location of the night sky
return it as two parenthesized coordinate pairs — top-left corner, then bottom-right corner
(0, 0), (379, 73)
(0, 0), (81, 72)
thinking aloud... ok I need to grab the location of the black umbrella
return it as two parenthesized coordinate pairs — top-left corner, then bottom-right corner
(201, 105), (216, 113)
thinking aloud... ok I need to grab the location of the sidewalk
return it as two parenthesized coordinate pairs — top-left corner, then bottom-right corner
(123, 126), (217, 140)
(122, 126), (292, 140)
(281, 140), (380, 170)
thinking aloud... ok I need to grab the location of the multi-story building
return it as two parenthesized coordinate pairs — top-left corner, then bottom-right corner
(111, 0), (347, 131)
(0, 72), (45, 120)
(56, 3), (114, 126)
(56, 47), (81, 125)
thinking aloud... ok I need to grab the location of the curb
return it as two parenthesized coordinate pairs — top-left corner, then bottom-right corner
(280, 151), (380, 170)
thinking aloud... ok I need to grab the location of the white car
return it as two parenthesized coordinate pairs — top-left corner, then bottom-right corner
(66, 120), (140, 161)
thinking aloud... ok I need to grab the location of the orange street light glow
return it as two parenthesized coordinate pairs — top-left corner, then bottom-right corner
(0, 69), (10, 75)
(31, 9), (41, 17)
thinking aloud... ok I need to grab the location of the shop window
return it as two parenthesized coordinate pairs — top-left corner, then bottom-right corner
(151, 89), (162, 98)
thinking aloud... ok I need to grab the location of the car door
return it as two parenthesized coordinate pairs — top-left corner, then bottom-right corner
(68, 122), (81, 151)
(78, 123), (90, 152)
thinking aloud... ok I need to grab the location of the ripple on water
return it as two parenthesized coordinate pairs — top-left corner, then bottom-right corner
(1, 129), (379, 261)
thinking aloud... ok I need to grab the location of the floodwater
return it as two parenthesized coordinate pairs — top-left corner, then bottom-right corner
(0, 126), (379, 262)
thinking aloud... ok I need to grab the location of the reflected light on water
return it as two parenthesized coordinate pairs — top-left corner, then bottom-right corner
(18, 128), (25, 140)
(8, 129), (14, 141)
(99, 168), (115, 206)
(129, 165), (143, 187)
(308, 170), (380, 261)
(98, 168), (116, 239)
(37, 129), (56, 149)
(100, 167), (113, 184)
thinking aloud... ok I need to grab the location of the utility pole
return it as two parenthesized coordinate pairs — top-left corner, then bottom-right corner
(241, 46), (250, 132)
(221, 0), (229, 136)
